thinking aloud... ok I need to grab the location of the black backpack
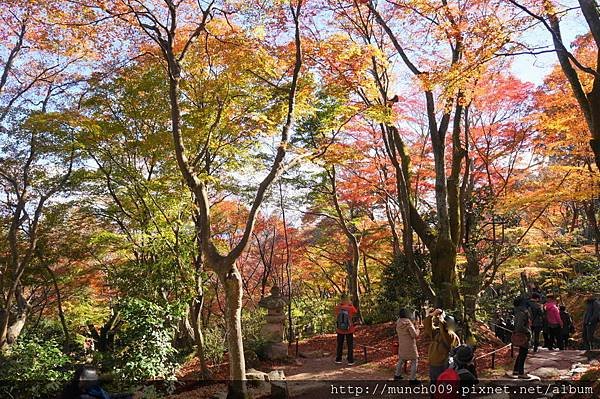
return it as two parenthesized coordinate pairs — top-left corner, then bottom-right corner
(337, 308), (351, 331)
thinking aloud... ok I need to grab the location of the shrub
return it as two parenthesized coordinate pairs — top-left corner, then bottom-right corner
(111, 298), (184, 382)
(0, 337), (71, 398)
(292, 294), (335, 336)
(369, 253), (429, 324)
(564, 259), (600, 294)
(202, 326), (227, 366)
(242, 308), (270, 359)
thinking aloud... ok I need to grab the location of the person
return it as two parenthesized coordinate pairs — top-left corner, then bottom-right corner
(544, 294), (563, 350)
(61, 366), (134, 399)
(529, 293), (544, 352)
(583, 296), (600, 350)
(435, 345), (478, 399)
(424, 308), (460, 383)
(394, 308), (419, 381)
(453, 345), (478, 392)
(512, 297), (531, 378)
(505, 313), (515, 340)
(334, 294), (358, 365)
(494, 313), (509, 344)
(559, 305), (574, 350)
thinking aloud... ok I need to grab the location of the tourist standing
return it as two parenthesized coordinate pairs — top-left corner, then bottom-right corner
(544, 294), (563, 350)
(559, 305), (574, 350)
(424, 308), (460, 383)
(394, 308), (419, 381)
(334, 294), (358, 365)
(583, 297), (600, 350)
(512, 297), (531, 378)
(529, 293), (544, 352)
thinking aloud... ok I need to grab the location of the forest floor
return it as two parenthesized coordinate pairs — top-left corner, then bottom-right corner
(169, 319), (600, 398)
(169, 321), (519, 398)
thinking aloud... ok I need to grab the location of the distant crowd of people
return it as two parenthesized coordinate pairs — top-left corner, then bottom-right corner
(508, 290), (600, 378)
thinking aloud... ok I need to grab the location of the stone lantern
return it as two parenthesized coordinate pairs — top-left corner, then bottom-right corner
(258, 286), (288, 360)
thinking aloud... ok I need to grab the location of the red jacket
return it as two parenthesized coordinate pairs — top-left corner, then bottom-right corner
(545, 301), (563, 328)
(335, 303), (358, 334)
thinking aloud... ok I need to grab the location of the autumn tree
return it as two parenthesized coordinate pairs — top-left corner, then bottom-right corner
(459, 71), (537, 318)
(0, 113), (81, 348)
(509, 0), (600, 170)
(0, 0), (122, 349)
(319, 0), (520, 308)
(530, 34), (600, 255)
(67, 1), (308, 393)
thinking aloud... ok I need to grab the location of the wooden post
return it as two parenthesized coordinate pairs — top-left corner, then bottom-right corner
(363, 345), (368, 363)
(491, 352), (495, 369)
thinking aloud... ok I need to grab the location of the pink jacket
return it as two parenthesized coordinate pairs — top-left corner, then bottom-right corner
(545, 301), (563, 327)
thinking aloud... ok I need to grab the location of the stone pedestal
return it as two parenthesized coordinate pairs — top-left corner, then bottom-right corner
(258, 286), (289, 360)
(266, 342), (289, 360)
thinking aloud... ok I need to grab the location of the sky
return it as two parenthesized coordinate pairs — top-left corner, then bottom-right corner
(511, 7), (588, 85)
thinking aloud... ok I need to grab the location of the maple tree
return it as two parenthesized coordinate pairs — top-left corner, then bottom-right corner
(528, 34), (600, 254)
(0, 0), (127, 349)
(69, 1), (307, 394)
(508, 0), (600, 170)
(321, 0), (525, 308)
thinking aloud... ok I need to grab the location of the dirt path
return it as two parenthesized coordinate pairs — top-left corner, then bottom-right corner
(167, 350), (599, 398)
(278, 350), (595, 381)
(523, 349), (598, 380)
(283, 356), (393, 380)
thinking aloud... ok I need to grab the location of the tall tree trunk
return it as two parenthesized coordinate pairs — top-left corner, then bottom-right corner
(462, 206), (480, 321)
(279, 182), (294, 345)
(462, 258), (479, 320)
(584, 200), (600, 257)
(190, 297), (210, 378)
(430, 237), (459, 309)
(217, 266), (247, 398)
(192, 222), (210, 378)
(382, 124), (435, 302)
(347, 245), (362, 323)
(327, 166), (364, 319)
(46, 266), (70, 349)
(541, 0), (600, 169)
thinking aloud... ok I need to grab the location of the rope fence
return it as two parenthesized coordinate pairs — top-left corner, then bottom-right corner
(475, 343), (513, 369)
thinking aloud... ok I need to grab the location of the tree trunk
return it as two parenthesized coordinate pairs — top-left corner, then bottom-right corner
(190, 297), (210, 378)
(544, 0), (600, 170)
(584, 200), (600, 257)
(578, 0), (600, 169)
(347, 251), (362, 323)
(430, 237), (458, 309)
(6, 314), (27, 346)
(362, 254), (371, 293)
(462, 252), (480, 320)
(0, 284), (20, 348)
(3, 287), (30, 347)
(218, 265), (247, 399)
(88, 310), (120, 353)
(46, 266), (70, 349)
(381, 124), (435, 301)
(0, 303), (14, 349)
